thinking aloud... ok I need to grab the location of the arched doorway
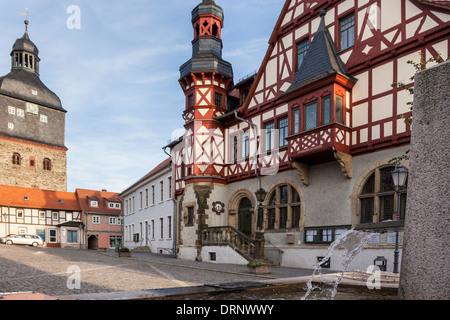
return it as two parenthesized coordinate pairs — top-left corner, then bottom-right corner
(238, 198), (252, 236)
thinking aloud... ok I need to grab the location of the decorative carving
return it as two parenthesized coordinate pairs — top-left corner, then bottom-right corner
(212, 201), (225, 215)
(291, 161), (310, 186)
(334, 151), (352, 179)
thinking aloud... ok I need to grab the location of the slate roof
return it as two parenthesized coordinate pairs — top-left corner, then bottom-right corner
(0, 185), (81, 211)
(0, 69), (65, 111)
(0, 29), (65, 111)
(285, 10), (357, 96)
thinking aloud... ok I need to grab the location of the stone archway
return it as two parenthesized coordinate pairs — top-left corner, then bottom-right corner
(228, 188), (256, 233)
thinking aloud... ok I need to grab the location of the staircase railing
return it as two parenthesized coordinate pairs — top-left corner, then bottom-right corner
(201, 226), (255, 261)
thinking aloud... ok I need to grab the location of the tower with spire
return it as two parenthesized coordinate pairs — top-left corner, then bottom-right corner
(178, 0), (233, 183)
(0, 19), (68, 191)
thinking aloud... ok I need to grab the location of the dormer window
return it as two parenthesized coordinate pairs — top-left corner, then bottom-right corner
(108, 202), (121, 209)
(90, 200), (98, 207)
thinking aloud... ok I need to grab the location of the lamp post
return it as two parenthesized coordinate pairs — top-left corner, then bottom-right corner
(254, 187), (267, 260)
(391, 164), (408, 274)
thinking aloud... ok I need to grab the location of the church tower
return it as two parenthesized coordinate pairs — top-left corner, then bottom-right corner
(179, 0), (233, 183)
(0, 20), (68, 191)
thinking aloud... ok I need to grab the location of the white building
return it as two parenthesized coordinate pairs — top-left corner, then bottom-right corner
(120, 158), (175, 255)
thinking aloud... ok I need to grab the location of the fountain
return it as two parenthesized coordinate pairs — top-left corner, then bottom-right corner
(302, 229), (375, 300)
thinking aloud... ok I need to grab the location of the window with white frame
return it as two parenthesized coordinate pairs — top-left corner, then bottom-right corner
(8, 106), (15, 115)
(109, 217), (117, 225)
(92, 215), (100, 224)
(52, 212), (58, 220)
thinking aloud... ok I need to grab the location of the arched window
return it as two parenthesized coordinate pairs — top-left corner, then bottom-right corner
(29, 156), (36, 168)
(359, 166), (407, 223)
(12, 153), (21, 166)
(266, 184), (301, 230)
(43, 158), (52, 171)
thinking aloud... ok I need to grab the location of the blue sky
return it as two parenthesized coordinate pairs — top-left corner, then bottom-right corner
(0, 0), (284, 193)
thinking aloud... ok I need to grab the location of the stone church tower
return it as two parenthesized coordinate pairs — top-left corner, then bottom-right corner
(0, 21), (67, 191)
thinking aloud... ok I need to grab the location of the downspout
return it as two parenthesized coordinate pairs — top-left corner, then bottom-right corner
(164, 146), (178, 257)
(233, 109), (261, 190)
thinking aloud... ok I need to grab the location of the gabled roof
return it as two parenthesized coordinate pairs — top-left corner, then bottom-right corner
(120, 157), (171, 196)
(0, 185), (80, 211)
(284, 10), (356, 96)
(75, 189), (122, 214)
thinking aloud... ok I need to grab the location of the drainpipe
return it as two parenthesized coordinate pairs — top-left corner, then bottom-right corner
(233, 109), (261, 190)
(163, 146), (178, 258)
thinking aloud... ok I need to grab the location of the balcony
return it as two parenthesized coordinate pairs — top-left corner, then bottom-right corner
(286, 123), (352, 184)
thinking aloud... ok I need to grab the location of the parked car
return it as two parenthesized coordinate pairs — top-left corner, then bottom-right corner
(5, 234), (44, 247)
(0, 234), (16, 244)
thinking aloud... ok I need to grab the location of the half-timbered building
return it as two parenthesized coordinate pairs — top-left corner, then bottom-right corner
(168, 0), (449, 271)
(0, 185), (83, 248)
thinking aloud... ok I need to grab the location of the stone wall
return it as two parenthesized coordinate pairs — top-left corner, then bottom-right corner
(0, 137), (67, 191)
(399, 60), (450, 300)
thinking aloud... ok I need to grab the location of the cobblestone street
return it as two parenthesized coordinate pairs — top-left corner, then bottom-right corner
(0, 244), (314, 298)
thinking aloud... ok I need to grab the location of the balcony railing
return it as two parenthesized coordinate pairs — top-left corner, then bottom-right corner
(287, 123), (352, 162)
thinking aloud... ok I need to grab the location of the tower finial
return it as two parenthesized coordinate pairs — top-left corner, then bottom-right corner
(22, 8), (30, 32)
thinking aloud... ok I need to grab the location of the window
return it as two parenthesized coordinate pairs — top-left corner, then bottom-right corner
(232, 135), (238, 162)
(160, 181), (164, 202)
(278, 117), (288, 148)
(29, 157), (36, 168)
(241, 131), (249, 159)
(292, 108), (301, 134)
(265, 122), (275, 152)
(140, 191), (143, 209)
(335, 96), (343, 124)
(305, 101), (318, 130)
(90, 200), (98, 207)
(266, 184), (301, 230)
(109, 217), (117, 225)
(39, 211), (45, 220)
(52, 212), (58, 220)
(40, 114), (48, 123)
(17, 109), (24, 117)
(168, 177), (172, 199)
(49, 229), (57, 243)
(8, 123), (14, 130)
(145, 188), (149, 207)
(359, 166), (407, 223)
(168, 216), (172, 239)
(67, 230), (78, 243)
(12, 153), (21, 166)
(305, 226), (350, 244)
(66, 212), (73, 221)
(322, 96), (331, 125)
(43, 158), (52, 171)
(340, 14), (355, 51)
(215, 92), (223, 108)
(187, 206), (194, 226)
(8, 106), (15, 115)
(188, 94), (194, 108)
(92, 216), (100, 224)
(152, 186), (155, 205)
(17, 210), (24, 218)
(160, 218), (164, 239)
(297, 39), (309, 71)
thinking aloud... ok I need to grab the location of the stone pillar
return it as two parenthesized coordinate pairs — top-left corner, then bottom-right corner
(399, 60), (450, 300)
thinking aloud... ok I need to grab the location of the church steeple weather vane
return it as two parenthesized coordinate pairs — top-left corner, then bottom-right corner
(22, 8), (30, 32)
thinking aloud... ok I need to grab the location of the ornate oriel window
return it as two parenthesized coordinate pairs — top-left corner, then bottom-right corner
(359, 166), (407, 223)
(266, 184), (301, 230)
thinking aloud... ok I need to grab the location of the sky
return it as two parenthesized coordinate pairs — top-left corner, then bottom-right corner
(0, 0), (285, 193)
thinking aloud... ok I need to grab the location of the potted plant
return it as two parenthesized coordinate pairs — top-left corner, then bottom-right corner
(118, 247), (131, 257)
(247, 261), (271, 274)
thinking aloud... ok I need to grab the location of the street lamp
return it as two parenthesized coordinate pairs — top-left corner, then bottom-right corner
(254, 187), (267, 260)
(391, 164), (408, 274)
